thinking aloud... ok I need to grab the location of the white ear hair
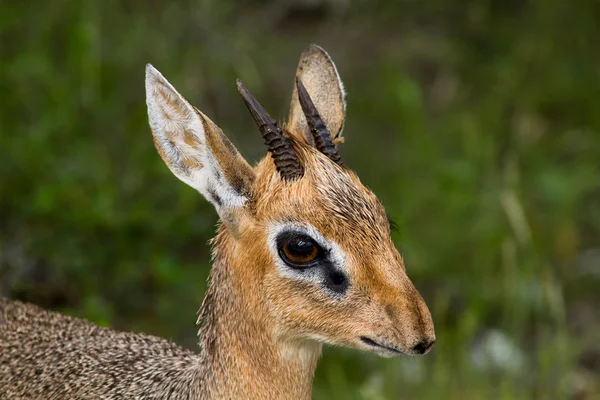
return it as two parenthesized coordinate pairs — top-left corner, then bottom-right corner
(145, 64), (255, 216)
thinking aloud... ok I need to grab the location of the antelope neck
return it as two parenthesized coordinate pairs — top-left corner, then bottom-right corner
(195, 229), (322, 399)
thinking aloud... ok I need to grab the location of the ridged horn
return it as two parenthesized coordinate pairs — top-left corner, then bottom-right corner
(295, 77), (343, 166)
(236, 79), (304, 181)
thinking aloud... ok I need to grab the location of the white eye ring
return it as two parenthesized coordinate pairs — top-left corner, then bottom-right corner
(267, 221), (349, 285)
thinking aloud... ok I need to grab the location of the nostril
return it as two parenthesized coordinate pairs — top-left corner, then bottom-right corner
(412, 338), (435, 354)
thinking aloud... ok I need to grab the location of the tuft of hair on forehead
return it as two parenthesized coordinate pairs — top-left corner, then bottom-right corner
(248, 140), (391, 255)
(309, 155), (390, 243)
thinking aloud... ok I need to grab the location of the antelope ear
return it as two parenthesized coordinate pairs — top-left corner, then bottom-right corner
(145, 65), (255, 218)
(287, 44), (346, 145)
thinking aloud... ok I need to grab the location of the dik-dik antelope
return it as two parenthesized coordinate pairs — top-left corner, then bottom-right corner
(0, 45), (435, 399)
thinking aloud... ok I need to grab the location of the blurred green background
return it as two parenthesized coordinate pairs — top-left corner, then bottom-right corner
(1, 0), (599, 398)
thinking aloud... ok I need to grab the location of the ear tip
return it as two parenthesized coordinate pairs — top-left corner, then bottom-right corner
(306, 44), (329, 57)
(145, 64), (164, 87)
(308, 43), (324, 50)
(145, 63), (157, 76)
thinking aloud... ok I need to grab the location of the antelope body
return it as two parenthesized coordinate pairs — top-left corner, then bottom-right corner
(0, 45), (435, 400)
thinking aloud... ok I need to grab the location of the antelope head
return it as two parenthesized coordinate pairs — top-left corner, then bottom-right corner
(145, 45), (435, 358)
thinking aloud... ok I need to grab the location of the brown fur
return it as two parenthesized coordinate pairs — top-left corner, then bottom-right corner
(0, 45), (434, 399)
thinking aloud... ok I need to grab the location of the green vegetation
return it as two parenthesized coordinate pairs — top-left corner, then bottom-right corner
(1, 0), (599, 398)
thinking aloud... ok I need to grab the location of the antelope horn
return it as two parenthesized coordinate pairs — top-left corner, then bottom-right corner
(236, 79), (304, 181)
(295, 77), (343, 166)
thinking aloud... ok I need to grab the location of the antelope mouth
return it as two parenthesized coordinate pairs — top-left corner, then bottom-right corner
(359, 336), (404, 355)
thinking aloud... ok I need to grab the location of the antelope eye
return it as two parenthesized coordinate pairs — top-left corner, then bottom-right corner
(278, 233), (321, 267)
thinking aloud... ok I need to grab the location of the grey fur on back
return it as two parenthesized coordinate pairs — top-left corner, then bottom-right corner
(0, 298), (204, 399)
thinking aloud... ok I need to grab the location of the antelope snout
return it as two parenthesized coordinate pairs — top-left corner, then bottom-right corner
(405, 297), (436, 355)
(399, 289), (436, 355)
(360, 282), (436, 357)
(408, 332), (436, 355)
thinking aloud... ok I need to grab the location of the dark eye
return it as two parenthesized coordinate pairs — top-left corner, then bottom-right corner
(278, 233), (321, 267)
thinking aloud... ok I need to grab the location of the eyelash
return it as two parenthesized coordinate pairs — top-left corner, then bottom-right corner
(387, 215), (399, 232)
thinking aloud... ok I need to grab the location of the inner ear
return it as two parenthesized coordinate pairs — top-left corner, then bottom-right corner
(146, 65), (255, 220)
(287, 44), (346, 145)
